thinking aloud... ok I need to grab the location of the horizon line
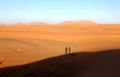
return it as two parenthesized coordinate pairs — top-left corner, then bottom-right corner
(1, 20), (120, 25)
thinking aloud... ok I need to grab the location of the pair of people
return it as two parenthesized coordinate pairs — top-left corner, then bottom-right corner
(65, 47), (71, 55)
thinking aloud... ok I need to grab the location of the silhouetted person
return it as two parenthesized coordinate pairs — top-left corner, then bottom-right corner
(68, 47), (71, 54)
(65, 47), (68, 55)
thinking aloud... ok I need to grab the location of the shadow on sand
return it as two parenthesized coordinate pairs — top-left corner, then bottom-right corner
(0, 49), (120, 77)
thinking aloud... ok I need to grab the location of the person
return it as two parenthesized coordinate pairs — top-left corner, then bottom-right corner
(68, 47), (71, 54)
(65, 47), (68, 55)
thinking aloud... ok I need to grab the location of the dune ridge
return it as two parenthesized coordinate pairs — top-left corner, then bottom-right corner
(0, 49), (120, 77)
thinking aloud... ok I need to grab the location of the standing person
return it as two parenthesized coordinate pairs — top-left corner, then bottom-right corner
(68, 47), (71, 54)
(65, 47), (68, 55)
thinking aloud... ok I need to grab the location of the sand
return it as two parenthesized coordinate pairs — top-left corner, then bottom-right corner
(0, 49), (120, 77)
(0, 22), (120, 67)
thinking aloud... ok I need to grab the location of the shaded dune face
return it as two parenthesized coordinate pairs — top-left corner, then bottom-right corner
(0, 49), (120, 77)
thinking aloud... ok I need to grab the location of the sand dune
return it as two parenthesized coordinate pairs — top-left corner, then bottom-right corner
(58, 20), (97, 25)
(0, 21), (120, 68)
(0, 49), (120, 77)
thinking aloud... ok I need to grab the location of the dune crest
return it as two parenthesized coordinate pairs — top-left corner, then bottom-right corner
(0, 49), (120, 77)
(0, 20), (96, 26)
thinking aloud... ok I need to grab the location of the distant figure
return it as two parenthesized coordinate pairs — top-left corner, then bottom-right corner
(68, 47), (71, 54)
(65, 47), (68, 55)
(65, 46), (72, 55)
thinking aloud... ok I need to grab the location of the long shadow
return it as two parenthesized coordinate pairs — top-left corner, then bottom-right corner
(0, 49), (120, 77)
